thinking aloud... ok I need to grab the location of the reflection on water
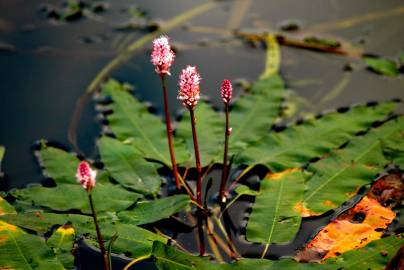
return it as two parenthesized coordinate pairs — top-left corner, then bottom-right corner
(0, 0), (403, 191)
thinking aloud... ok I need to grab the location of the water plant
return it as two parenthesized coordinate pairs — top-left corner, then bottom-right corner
(0, 33), (403, 270)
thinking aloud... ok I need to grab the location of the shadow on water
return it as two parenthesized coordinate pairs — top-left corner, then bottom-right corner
(1, 0), (404, 269)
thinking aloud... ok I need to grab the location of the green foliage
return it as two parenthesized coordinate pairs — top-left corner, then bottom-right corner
(118, 195), (190, 225)
(229, 75), (283, 154)
(37, 143), (79, 184)
(304, 117), (404, 213)
(11, 182), (141, 214)
(177, 101), (224, 166)
(364, 57), (400, 77)
(238, 102), (396, 171)
(47, 225), (75, 269)
(98, 136), (161, 195)
(246, 169), (305, 245)
(100, 79), (189, 165)
(151, 236), (404, 269)
(0, 220), (65, 270)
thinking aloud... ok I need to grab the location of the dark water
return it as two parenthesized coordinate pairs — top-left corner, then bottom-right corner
(0, 0), (403, 269)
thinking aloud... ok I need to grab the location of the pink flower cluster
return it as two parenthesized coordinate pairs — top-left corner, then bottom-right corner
(221, 79), (232, 104)
(151, 35), (175, 76)
(76, 161), (97, 192)
(177, 65), (201, 109)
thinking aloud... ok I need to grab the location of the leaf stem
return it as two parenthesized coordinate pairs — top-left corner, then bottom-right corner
(88, 193), (109, 270)
(219, 103), (230, 203)
(123, 254), (151, 270)
(189, 108), (205, 256)
(160, 75), (181, 190)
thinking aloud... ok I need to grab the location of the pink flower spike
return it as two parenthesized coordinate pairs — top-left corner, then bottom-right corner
(221, 79), (232, 104)
(151, 35), (175, 76)
(178, 65), (201, 109)
(76, 161), (97, 192)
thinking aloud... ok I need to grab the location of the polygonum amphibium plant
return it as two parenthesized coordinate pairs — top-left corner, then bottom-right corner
(0, 34), (403, 270)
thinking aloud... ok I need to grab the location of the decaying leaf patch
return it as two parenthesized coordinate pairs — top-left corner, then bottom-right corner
(297, 172), (403, 262)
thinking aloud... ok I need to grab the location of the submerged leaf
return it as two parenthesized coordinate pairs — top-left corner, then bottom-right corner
(118, 195), (190, 225)
(246, 169), (304, 245)
(98, 136), (161, 195)
(0, 220), (65, 269)
(364, 57), (400, 77)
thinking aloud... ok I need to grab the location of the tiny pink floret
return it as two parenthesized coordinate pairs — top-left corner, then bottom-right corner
(178, 65), (201, 109)
(221, 79), (232, 104)
(76, 161), (97, 192)
(151, 35), (175, 76)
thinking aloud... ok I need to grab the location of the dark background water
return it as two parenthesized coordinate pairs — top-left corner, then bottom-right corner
(1, 0), (403, 189)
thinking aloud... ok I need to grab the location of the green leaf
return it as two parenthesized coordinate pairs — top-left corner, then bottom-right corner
(304, 117), (404, 213)
(11, 182), (141, 214)
(0, 220), (65, 270)
(98, 136), (161, 195)
(0, 211), (93, 235)
(37, 143), (79, 184)
(0, 196), (16, 216)
(177, 101), (224, 166)
(229, 75), (283, 154)
(0, 145), (4, 164)
(246, 169), (304, 245)
(100, 79), (189, 165)
(47, 225), (75, 269)
(176, 75), (284, 166)
(239, 102), (396, 172)
(364, 57), (400, 77)
(118, 195), (190, 225)
(151, 236), (403, 269)
(100, 223), (167, 258)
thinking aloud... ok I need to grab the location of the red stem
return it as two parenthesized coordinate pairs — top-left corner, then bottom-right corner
(189, 108), (205, 256)
(160, 75), (181, 190)
(88, 193), (109, 270)
(219, 103), (230, 203)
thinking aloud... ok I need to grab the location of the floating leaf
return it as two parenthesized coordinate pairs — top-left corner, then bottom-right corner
(152, 236), (403, 269)
(11, 182), (141, 214)
(37, 144), (79, 184)
(364, 57), (400, 77)
(100, 79), (189, 165)
(0, 220), (65, 269)
(229, 75), (283, 154)
(118, 195), (190, 225)
(0, 197), (15, 216)
(246, 169), (304, 246)
(47, 225), (75, 269)
(98, 136), (161, 195)
(304, 117), (404, 213)
(100, 223), (167, 258)
(238, 102), (396, 172)
(177, 101), (224, 166)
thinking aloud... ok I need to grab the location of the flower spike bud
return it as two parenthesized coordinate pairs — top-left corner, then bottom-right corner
(221, 79), (232, 104)
(178, 65), (201, 109)
(151, 35), (175, 76)
(76, 161), (97, 192)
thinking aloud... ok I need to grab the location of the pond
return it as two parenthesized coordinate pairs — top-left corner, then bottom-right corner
(0, 0), (403, 269)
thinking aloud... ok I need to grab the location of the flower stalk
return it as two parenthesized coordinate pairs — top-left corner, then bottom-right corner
(219, 80), (233, 203)
(151, 35), (181, 189)
(178, 65), (205, 256)
(160, 75), (181, 189)
(76, 161), (109, 270)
